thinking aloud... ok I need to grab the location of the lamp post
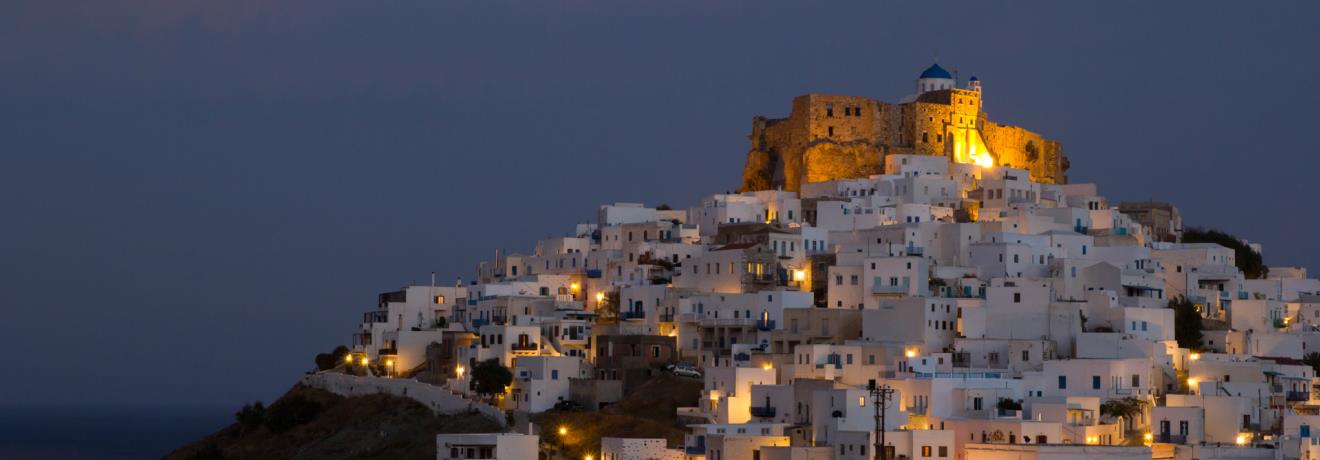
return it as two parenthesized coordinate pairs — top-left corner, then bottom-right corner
(869, 382), (896, 460)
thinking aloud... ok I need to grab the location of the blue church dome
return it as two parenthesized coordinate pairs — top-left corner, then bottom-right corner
(968, 75), (979, 82)
(919, 63), (953, 79)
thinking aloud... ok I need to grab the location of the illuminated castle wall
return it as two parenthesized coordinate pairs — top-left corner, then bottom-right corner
(739, 64), (1068, 192)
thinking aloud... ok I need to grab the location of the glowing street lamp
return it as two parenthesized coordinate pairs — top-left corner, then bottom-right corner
(595, 291), (605, 303)
(456, 364), (466, 379)
(359, 356), (369, 366)
(345, 354), (354, 364)
(558, 426), (568, 436)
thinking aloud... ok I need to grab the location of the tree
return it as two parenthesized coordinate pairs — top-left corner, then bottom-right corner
(596, 291), (620, 324)
(1100, 397), (1147, 432)
(472, 358), (513, 403)
(1304, 352), (1320, 375)
(996, 398), (1022, 412)
(1170, 296), (1203, 350)
(1182, 227), (1267, 279)
(234, 401), (265, 434)
(314, 345), (351, 371)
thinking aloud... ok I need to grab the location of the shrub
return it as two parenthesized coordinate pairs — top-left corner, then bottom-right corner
(265, 396), (323, 433)
(472, 358), (513, 402)
(234, 401), (265, 433)
(314, 345), (351, 371)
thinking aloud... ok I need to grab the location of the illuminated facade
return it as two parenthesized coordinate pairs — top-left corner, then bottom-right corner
(740, 63), (1067, 193)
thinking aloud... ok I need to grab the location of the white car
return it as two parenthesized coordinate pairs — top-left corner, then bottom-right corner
(669, 366), (702, 378)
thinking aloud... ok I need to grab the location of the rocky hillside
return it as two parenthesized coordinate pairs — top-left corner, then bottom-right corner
(168, 384), (501, 460)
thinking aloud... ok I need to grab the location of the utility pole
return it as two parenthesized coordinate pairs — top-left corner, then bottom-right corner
(870, 382), (896, 460)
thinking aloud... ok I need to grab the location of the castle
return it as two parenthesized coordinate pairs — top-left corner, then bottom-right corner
(739, 63), (1069, 192)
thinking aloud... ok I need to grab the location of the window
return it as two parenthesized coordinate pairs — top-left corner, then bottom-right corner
(922, 446), (932, 457)
(434, 295), (445, 304)
(939, 446), (948, 457)
(1013, 293), (1021, 303)
(1092, 376), (1101, 389)
(1022, 350), (1029, 362)
(826, 103), (834, 117)
(1131, 374), (1140, 387)
(828, 126), (835, 136)
(552, 370), (559, 380)
(1058, 376), (1067, 389)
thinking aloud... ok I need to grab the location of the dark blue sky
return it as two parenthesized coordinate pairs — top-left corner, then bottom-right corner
(2, 1), (1317, 406)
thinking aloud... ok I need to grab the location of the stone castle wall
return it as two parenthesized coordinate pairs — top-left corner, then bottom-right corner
(740, 90), (1067, 192)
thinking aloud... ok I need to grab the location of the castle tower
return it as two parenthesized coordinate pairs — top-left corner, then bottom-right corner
(968, 75), (982, 92)
(916, 63), (955, 94)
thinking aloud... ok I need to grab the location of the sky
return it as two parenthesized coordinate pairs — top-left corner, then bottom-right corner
(2, 1), (1317, 407)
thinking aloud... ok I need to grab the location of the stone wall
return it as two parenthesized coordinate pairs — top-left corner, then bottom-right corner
(302, 372), (507, 427)
(740, 90), (1067, 192)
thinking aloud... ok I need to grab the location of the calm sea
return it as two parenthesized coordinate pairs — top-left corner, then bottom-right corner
(0, 404), (232, 460)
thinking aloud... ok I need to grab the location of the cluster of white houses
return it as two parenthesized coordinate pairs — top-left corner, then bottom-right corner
(342, 154), (1320, 460)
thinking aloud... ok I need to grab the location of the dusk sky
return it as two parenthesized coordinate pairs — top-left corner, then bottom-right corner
(3, 1), (1317, 407)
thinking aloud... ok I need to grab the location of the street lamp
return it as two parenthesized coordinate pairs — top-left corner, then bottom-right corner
(559, 426), (568, 436)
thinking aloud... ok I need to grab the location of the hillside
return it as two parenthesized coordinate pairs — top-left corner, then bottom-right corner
(168, 384), (501, 460)
(532, 373), (703, 459)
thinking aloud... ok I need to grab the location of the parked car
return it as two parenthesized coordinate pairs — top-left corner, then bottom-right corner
(553, 400), (584, 412)
(668, 364), (702, 379)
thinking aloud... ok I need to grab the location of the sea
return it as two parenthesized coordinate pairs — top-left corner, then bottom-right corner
(0, 404), (232, 460)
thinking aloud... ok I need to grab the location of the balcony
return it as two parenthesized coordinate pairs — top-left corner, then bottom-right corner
(1157, 433), (1187, 444)
(587, 269), (602, 278)
(750, 406), (777, 418)
(1289, 391), (1309, 401)
(872, 278), (911, 295)
(622, 310), (645, 320)
(756, 319), (776, 331)
(906, 246), (924, 257)
(362, 310), (388, 323)
(511, 342), (539, 352)
(471, 318), (490, 328)
(685, 445), (706, 455)
(377, 347), (397, 356)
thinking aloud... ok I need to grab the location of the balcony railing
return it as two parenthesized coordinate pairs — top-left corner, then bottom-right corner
(622, 311), (645, 320)
(471, 318), (490, 328)
(685, 445), (706, 455)
(756, 319), (776, 331)
(511, 343), (539, 351)
(750, 406), (777, 418)
(363, 310), (388, 323)
(872, 278), (911, 295)
(1157, 433), (1187, 444)
(1288, 391), (1309, 401)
